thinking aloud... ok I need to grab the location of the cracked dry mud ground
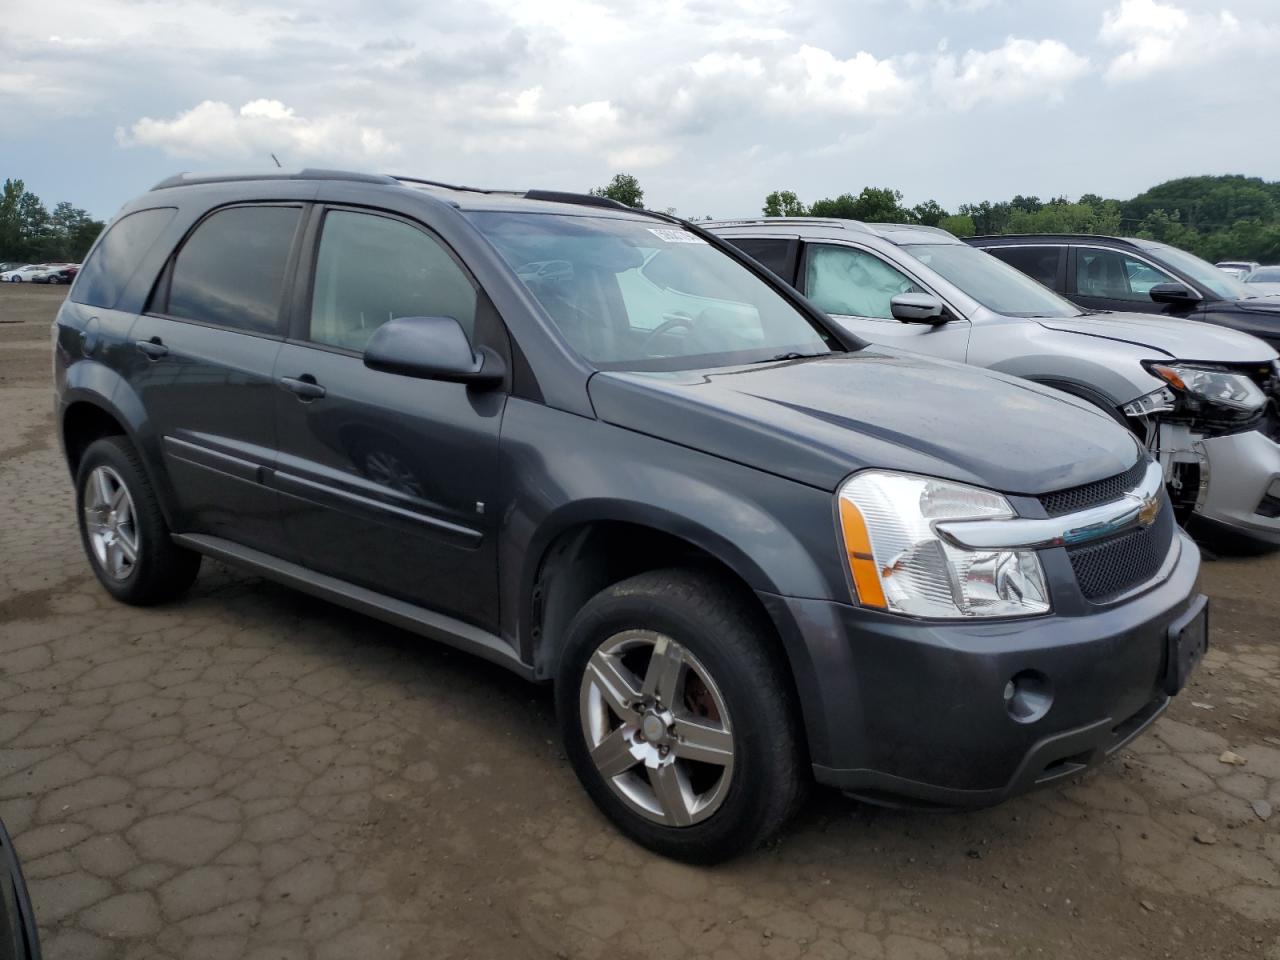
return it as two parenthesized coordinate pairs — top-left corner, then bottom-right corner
(0, 284), (1277, 960)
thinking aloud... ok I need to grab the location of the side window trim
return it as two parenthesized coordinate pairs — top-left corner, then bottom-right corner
(145, 201), (308, 341)
(799, 241), (959, 321)
(290, 204), (488, 356)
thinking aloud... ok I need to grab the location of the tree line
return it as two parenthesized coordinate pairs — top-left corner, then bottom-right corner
(0, 179), (105, 264)
(594, 172), (1280, 264)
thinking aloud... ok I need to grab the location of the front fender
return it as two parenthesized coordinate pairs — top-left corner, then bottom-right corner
(497, 399), (845, 651)
(976, 325), (1162, 408)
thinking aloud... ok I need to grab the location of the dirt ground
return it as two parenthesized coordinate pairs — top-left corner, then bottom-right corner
(0, 282), (1277, 960)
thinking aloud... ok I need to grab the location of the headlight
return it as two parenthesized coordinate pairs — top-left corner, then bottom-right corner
(837, 471), (1050, 619)
(1148, 363), (1267, 414)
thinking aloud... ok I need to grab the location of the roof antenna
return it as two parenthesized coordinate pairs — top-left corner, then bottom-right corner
(270, 153), (282, 169)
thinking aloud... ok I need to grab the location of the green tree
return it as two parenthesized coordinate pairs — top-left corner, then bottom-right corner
(938, 214), (977, 237)
(909, 199), (949, 227)
(590, 173), (644, 209)
(809, 187), (909, 222)
(762, 190), (806, 217)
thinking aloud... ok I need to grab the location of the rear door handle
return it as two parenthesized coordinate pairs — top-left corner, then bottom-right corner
(279, 375), (326, 401)
(135, 338), (168, 359)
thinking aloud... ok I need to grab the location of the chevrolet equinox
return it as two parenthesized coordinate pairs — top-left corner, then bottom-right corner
(54, 170), (1207, 862)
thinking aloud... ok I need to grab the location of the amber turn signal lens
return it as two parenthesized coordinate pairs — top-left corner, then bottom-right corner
(838, 497), (887, 609)
(1151, 364), (1186, 390)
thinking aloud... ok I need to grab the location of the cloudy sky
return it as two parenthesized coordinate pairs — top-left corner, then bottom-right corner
(5, 0), (1279, 219)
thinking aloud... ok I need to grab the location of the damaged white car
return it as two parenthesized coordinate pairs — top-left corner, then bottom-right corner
(709, 219), (1280, 547)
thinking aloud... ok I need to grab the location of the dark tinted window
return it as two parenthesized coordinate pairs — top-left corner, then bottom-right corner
(730, 237), (799, 283)
(987, 246), (1061, 289)
(309, 210), (477, 352)
(70, 208), (176, 309)
(166, 206), (300, 333)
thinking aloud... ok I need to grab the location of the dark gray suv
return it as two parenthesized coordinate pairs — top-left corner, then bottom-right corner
(54, 170), (1206, 862)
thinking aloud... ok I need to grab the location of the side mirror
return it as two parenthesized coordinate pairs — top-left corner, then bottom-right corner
(890, 292), (947, 324)
(1149, 283), (1202, 306)
(363, 316), (505, 387)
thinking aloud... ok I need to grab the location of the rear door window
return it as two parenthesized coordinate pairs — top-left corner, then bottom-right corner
(985, 246), (1063, 290)
(728, 237), (799, 283)
(70, 207), (177, 309)
(163, 205), (301, 334)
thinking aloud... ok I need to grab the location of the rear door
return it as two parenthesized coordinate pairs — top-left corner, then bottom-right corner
(798, 241), (970, 361)
(126, 203), (303, 555)
(1068, 245), (1176, 314)
(271, 205), (507, 629)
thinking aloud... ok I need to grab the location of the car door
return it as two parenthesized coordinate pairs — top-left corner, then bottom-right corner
(798, 242), (970, 361)
(125, 203), (303, 556)
(271, 205), (506, 630)
(1068, 246), (1178, 314)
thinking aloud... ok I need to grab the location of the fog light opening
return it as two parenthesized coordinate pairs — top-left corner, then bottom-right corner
(1004, 670), (1053, 724)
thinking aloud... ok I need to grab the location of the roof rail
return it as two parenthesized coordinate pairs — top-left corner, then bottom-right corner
(150, 169), (398, 191)
(704, 217), (852, 229)
(392, 176), (632, 212)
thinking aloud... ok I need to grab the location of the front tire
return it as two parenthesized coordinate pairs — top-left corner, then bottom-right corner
(556, 568), (807, 863)
(76, 436), (201, 605)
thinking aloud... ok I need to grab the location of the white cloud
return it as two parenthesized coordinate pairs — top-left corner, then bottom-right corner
(115, 99), (400, 166)
(772, 45), (914, 115)
(932, 37), (1090, 109)
(1101, 0), (1278, 81)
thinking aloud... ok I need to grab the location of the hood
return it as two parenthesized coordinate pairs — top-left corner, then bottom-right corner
(1034, 312), (1277, 362)
(588, 348), (1142, 495)
(1229, 294), (1280, 316)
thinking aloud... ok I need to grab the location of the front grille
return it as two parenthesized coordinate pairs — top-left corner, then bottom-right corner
(1038, 457), (1148, 517)
(1066, 501), (1175, 602)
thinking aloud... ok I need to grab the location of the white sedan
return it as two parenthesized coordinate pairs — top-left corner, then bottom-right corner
(1, 265), (49, 282)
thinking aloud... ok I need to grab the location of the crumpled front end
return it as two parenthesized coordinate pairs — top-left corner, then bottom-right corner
(1126, 359), (1280, 542)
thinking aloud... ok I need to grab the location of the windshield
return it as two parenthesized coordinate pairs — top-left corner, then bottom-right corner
(902, 243), (1083, 318)
(1145, 243), (1254, 300)
(1247, 267), (1280, 282)
(466, 212), (836, 370)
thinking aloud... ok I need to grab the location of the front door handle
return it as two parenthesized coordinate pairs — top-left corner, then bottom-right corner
(279, 375), (326, 401)
(135, 338), (168, 360)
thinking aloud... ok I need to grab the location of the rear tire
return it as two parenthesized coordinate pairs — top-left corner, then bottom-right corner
(76, 436), (201, 605)
(556, 567), (807, 863)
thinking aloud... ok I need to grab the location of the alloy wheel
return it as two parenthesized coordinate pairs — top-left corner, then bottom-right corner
(83, 465), (140, 580)
(579, 630), (735, 827)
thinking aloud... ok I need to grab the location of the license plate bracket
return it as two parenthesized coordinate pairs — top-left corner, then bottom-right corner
(1163, 594), (1209, 696)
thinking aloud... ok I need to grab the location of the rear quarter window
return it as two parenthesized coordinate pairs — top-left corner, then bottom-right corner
(70, 207), (177, 309)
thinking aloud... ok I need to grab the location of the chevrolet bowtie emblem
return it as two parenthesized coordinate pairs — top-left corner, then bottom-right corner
(1137, 492), (1162, 528)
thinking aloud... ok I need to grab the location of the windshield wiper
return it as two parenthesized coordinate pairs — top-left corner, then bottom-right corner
(756, 352), (827, 364)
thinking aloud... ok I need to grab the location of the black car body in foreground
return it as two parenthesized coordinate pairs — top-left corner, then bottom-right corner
(968, 233), (1280, 352)
(0, 819), (41, 960)
(54, 170), (1206, 861)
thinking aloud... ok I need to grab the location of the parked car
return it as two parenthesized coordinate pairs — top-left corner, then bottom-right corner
(55, 170), (1206, 861)
(966, 234), (1280, 353)
(1, 265), (46, 282)
(0, 818), (42, 960)
(710, 218), (1280, 547)
(1217, 260), (1259, 280)
(32, 265), (77, 285)
(1244, 266), (1280, 297)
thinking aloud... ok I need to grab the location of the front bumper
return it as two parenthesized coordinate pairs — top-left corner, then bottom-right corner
(758, 529), (1203, 808)
(1193, 428), (1280, 545)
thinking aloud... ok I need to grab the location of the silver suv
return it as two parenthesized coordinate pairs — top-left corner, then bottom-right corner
(709, 218), (1280, 546)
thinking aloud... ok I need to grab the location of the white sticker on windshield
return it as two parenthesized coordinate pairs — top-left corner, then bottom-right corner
(646, 228), (707, 244)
